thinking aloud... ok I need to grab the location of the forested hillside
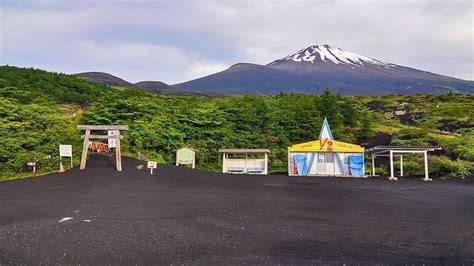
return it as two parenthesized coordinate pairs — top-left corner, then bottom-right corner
(1, 66), (472, 180)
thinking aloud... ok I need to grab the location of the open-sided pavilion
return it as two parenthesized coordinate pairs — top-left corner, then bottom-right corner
(366, 145), (442, 181)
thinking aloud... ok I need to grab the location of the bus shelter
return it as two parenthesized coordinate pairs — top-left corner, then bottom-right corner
(219, 149), (270, 175)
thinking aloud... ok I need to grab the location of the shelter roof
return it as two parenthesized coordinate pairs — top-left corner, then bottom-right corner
(219, 149), (270, 154)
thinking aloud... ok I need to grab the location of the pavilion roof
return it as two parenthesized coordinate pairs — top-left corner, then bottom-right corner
(366, 145), (442, 153)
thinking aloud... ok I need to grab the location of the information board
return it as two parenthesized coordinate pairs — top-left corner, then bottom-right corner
(59, 145), (72, 157)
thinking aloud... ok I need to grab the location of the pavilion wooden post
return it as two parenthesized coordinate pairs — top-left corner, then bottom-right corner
(115, 129), (122, 172)
(287, 149), (291, 176)
(371, 155), (375, 176)
(264, 153), (268, 175)
(80, 129), (90, 170)
(222, 153), (226, 173)
(388, 150), (397, 181)
(423, 151), (432, 182)
(245, 153), (248, 174)
(400, 155), (404, 177)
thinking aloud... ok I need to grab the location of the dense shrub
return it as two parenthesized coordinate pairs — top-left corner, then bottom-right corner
(443, 129), (474, 161)
(430, 156), (472, 179)
(390, 127), (430, 146)
(0, 99), (82, 179)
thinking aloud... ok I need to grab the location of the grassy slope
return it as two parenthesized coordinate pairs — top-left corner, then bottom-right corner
(0, 66), (472, 180)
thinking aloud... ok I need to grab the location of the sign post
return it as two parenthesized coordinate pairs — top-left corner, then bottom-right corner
(176, 147), (197, 169)
(59, 144), (73, 169)
(108, 131), (117, 148)
(147, 161), (157, 175)
(27, 158), (38, 176)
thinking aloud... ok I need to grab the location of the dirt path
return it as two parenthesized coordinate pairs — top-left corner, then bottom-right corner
(1, 154), (473, 264)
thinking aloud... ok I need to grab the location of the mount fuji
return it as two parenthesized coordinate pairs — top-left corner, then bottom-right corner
(174, 44), (474, 95)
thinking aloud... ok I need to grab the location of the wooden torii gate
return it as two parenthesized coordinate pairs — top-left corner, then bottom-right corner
(77, 125), (129, 171)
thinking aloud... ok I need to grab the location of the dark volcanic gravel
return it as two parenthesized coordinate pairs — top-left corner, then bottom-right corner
(1, 154), (473, 264)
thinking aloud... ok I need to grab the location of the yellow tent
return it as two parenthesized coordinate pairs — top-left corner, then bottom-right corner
(289, 139), (364, 153)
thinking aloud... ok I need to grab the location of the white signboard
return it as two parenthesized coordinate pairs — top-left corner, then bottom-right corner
(108, 138), (116, 148)
(59, 145), (72, 157)
(108, 130), (116, 137)
(147, 161), (157, 175)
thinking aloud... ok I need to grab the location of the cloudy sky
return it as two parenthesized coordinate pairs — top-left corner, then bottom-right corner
(1, 0), (472, 84)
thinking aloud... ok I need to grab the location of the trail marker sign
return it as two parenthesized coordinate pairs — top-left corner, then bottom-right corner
(148, 161), (157, 175)
(59, 144), (73, 169)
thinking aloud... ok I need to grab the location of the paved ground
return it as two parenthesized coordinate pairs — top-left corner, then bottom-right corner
(1, 154), (473, 264)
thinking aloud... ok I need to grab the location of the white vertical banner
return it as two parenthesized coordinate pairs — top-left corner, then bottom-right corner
(108, 138), (116, 148)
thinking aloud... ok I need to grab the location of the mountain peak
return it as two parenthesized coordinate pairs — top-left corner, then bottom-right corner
(269, 44), (388, 67)
(175, 44), (474, 96)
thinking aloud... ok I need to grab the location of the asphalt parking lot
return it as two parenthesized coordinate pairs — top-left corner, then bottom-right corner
(1, 155), (473, 264)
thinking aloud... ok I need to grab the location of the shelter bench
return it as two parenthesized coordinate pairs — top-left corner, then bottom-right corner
(227, 167), (245, 173)
(247, 167), (265, 174)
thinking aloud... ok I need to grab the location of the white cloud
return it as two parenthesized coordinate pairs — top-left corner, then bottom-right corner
(0, 0), (472, 82)
(76, 41), (228, 83)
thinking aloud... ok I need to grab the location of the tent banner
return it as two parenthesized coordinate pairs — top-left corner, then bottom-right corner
(293, 155), (307, 176)
(348, 155), (364, 177)
(290, 139), (364, 153)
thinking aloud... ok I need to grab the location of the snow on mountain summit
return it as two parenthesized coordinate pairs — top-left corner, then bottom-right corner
(175, 43), (474, 96)
(269, 44), (389, 67)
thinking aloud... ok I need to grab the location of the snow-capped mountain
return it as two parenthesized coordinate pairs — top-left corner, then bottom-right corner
(174, 45), (474, 96)
(270, 44), (387, 67)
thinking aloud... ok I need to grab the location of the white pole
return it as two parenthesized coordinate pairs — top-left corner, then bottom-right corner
(423, 151), (431, 181)
(389, 150), (397, 181)
(264, 153), (268, 175)
(192, 152), (195, 169)
(400, 155), (404, 177)
(222, 153), (226, 173)
(150, 168), (153, 175)
(371, 155), (375, 176)
(245, 153), (248, 174)
(288, 149), (291, 176)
